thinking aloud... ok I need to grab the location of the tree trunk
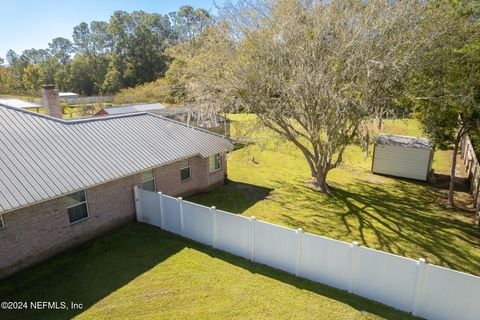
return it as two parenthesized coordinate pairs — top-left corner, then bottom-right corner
(314, 169), (331, 193)
(448, 138), (461, 207)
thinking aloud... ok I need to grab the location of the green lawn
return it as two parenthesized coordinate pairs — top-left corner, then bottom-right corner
(189, 115), (480, 275)
(0, 223), (413, 320)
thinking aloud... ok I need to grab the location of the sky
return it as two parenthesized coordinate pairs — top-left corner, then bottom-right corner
(0, 0), (218, 60)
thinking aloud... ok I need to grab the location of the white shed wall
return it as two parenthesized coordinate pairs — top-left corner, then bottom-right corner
(372, 145), (432, 181)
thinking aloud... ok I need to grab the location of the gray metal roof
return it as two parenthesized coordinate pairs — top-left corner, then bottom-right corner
(0, 105), (233, 214)
(0, 98), (41, 109)
(375, 134), (433, 150)
(59, 92), (78, 98)
(102, 103), (166, 115)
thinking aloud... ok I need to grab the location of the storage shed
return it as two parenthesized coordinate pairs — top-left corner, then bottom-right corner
(372, 134), (434, 181)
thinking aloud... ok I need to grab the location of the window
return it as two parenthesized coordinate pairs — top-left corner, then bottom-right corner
(0, 214), (4, 230)
(209, 153), (222, 173)
(66, 190), (89, 224)
(180, 158), (191, 182)
(141, 169), (156, 191)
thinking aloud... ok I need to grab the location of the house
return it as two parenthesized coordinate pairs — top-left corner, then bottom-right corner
(372, 134), (434, 181)
(0, 85), (233, 279)
(95, 102), (167, 116)
(0, 98), (42, 113)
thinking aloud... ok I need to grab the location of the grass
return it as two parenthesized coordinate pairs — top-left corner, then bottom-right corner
(0, 223), (414, 320)
(189, 115), (480, 275)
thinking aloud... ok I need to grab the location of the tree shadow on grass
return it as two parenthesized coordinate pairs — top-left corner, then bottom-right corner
(186, 238), (415, 320)
(187, 181), (273, 214)
(266, 178), (480, 275)
(0, 224), (185, 320)
(0, 223), (415, 320)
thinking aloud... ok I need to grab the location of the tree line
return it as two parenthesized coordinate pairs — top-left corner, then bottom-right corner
(0, 6), (212, 96)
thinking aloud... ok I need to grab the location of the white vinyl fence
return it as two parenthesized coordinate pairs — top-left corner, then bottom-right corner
(134, 187), (480, 320)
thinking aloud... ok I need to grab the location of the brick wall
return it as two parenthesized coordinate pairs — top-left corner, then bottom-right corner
(0, 154), (227, 279)
(154, 154), (227, 197)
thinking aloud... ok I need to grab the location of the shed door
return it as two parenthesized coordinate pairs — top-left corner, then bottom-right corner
(372, 145), (431, 181)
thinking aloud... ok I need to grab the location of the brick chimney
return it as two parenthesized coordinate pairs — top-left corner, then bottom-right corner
(41, 84), (63, 118)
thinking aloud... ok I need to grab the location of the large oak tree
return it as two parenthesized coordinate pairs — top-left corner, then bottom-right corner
(184, 0), (438, 192)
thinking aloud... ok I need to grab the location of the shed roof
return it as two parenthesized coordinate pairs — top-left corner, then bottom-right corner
(0, 98), (41, 109)
(101, 103), (166, 115)
(0, 105), (233, 214)
(375, 134), (432, 150)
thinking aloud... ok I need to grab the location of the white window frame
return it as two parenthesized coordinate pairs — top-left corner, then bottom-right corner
(209, 153), (222, 173)
(141, 169), (156, 191)
(180, 158), (192, 182)
(0, 214), (5, 230)
(67, 190), (90, 225)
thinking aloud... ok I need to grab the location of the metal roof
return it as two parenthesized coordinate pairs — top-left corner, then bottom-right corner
(0, 105), (233, 214)
(0, 98), (41, 109)
(375, 134), (432, 150)
(102, 103), (166, 115)
(59, 92), (78, 97)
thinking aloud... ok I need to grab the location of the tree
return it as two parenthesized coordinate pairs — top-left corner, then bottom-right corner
(0, 66), (17, 94)
(170, 5), (213, 43)
(40, 56), (62, 84)
(49, 37), (73, 65)
(22, 64), (45, 93)
(73, 22), (92, 55)
(102, 58), (123, 94)
(411, 0), (480, 207)
(68, 55), (95, 95)
(0, 57), (4, 65)
(5, 50), (26, 90)
(5, 50), (19, 66)
(182, 0), (434, 192)
(21, 49), (50, 64)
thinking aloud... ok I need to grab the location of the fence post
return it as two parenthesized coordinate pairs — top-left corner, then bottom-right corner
(471, 166), (478, 193)
(412, 258), (427, 316)
(475, 178), (480, 207)
(348, 241), (359, 294)
(250, 216), (256, 262)
(295, 228), (303, 277)
(178, 197), (184, 235)
(211, 206), (217, 248)
(134, 186), (142, 222)
(158, 192), (165, 229)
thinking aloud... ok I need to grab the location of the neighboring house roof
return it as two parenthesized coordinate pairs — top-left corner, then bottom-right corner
(100, 103), (167, 115)
(0, 98), (41, 109)
(0, 105), (233, 214)
(375, 134), (432, 150)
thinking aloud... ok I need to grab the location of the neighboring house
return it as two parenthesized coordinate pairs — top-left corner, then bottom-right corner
(0, 85), (233, 279)
(372, 134), (434, 181)
(95, 103), (167, 116)
(0, 98), (42, 113)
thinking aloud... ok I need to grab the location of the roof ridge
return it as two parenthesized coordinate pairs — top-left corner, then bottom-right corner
(0, 104), (152, 124)
(0, 104), (232, 142)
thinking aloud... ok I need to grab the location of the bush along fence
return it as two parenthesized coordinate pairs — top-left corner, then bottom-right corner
(134, 187), (480, 320)
(461, 134), (480, 218)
